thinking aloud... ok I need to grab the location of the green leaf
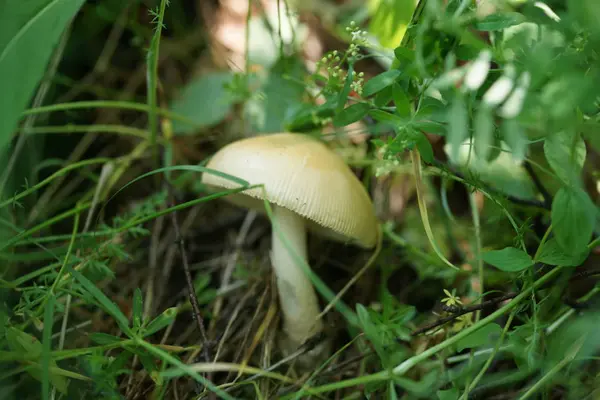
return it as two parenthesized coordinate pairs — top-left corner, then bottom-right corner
(415, 132), (434, 163)
(551, 187), (597, 255)
(455, 323), (503, 352)
(502, 118), (526, 162)
(368, 0), (419, 48)
(337, 64), (354, 113)
(89, 333), (123, 345)
(373, 85), (394, 107)
(413, 120), (446, 135)
(41, 294), (55, 400)
(333, 103), (371, 127)
(482, 247), (533, 272)
(5, 327), (42, 357)
(475, 12), (526, 31)
(0, 0), (86, 155)
(437, 388), (459, 400)
(283, 102), (335, 132)
(363, 69), (402, 97)
(69, 267), (132, 336)
(392, 84), (411, 117)
(536, 238), (589, 267)
(474, 105), (494, 161)
(544, 131), (586, 185)
(369, 109), (404, 125)
(144, 307), (178, 337)
(447, 91), (469, 164)
(169, 71), (236, 134)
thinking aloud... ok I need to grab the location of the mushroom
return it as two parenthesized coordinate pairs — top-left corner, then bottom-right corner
(201, 133), (378, 357)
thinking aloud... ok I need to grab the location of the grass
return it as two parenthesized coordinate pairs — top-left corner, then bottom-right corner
(1, 0), (600, 399)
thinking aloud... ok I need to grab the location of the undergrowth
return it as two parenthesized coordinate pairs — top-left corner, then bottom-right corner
(1, 0), (600, 399)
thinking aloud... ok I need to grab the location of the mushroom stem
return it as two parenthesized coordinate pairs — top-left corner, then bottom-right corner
(271, 205), (323, 348)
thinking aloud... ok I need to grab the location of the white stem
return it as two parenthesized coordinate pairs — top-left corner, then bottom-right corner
(271, 205), (323, 347)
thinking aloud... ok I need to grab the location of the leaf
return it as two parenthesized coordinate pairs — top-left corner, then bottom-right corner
(369, 109), (404, 125)
(248, 57), (306, 133)
(169, 71), (236, 134)
(455, 323), (503, 352)
(447, 91), (469, 164)
(415, 132), (434, 163)
(41, 294), (55, 400)
(363, 69), (402, 97)
(482, 247), (533, 272)
(475, 12), (526, 31)
(392, 83), (411, 117)
(144, 307), (178, 337)
(544, 131), (586, 185)
(536, 238), (589, 267)
(337, 64), (354, 113)
(69, 267), (132, 336)
(0, 0), (86, 155)
(333, 103), (371, 127)
(502, 118), (527, 162)
(89, 333), (123, 345)
(474, 105), (494, 161)
(368, 0), (419, 48)
(437, 388), (459, 400)
(551, 187), (597, 255)
(284, 101), (335, 132)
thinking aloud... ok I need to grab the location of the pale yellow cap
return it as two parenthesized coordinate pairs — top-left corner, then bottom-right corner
(201, 133), (378, 248)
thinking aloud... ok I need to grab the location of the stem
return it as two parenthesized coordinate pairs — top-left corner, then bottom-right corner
(393, 266), (562, 376)
(271, 205), (323, 347)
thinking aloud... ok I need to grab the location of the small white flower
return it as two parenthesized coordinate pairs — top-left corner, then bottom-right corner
(482, 64), (516, 107)
(534, 2), (561, 22)
(464, 50), (492, 91)
(499, 71), (531, 118)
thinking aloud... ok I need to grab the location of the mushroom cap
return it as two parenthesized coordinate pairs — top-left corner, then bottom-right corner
(201, 133), (378, 248)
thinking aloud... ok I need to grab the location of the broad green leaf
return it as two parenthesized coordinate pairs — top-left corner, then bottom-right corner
(482, 247), (533, 272)
(568, 0), (600, 38)
(475, 12), (526, 31)
(369, 109), (404, 126)
(373, 85), (395, 107)
(248, 57), (306, 133)
(536, 238), (589, 267)
(474, 105), (494, 161)
(444, 139), (537, 200)
(437, 388), (459, 400)
(502, 118), (527, 162)
(544, 131), (586, 185)
(363, 69), (402, 97)
(392, 84), (411, 117)
(284, 102), (335, 132)
(0, 0), (86, 156)
(333, 103), (371, 127)
(5, 326), (67, 394)
(582, 130), (600, 153)
(551, 187), (597, 255)
(368, 0), (419, 48)
(169, 71), (236, 134)
(447, 91), (468, 164)
(456, 323), (503, 352)
(415, 132), (434, 163)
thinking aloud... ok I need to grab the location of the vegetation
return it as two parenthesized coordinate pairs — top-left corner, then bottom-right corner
(1, 0), (599, 398)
